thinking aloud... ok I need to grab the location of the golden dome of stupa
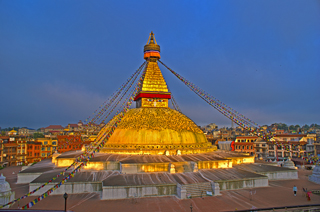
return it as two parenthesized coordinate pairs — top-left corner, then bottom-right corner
(101, 32), (216, 155)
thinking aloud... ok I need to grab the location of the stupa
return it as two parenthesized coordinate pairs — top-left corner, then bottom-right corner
(101, 31), (215, 155)
(0, 174), (15, 209)
(16, 32), (298, 203)
(309, 164), (320, 184)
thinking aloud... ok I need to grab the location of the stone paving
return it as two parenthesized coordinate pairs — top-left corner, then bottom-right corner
(1, 166), (320, 211)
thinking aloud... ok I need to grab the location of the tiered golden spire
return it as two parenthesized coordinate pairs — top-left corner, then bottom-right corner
(134, 32), (171, 108)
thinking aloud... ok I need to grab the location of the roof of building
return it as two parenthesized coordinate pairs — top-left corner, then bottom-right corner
(44, 125), (64, 129)
(55, 150), (252, 163)
(19, 159), (56, 174)
(20, 127), (35, 130)
(234, 163), (297, 173)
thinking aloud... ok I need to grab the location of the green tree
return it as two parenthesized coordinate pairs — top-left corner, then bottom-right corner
(289, 125), (295, 130)
(33, 132), (45, 139)
(1, 131), (5, 136)
(302, 124), (309, 130)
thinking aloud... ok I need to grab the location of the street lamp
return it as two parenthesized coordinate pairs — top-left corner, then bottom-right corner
(63, 192), (68, 212)
(190, 203), (193, 212)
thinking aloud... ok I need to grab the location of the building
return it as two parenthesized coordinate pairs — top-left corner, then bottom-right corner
(65, 124), (79, 132)
(7, 130), (17, 136)
(56, 135), (85, 153)
(43, 125), (64, 133)
(234, 136), (258, 156)
(26, 141), (42, 163)
(254, 138), (268, 160)
(1, 136), (18, 166)
(36, 138), (58, 158)
(268, 134), (317, 161)
(15, 136), (28, 165)
(18, 127), (36, 136)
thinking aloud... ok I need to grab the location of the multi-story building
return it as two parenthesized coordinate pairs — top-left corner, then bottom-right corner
(234, 136), (258, 156)
(1, 136), (18, 166)
(26, 141), (42, 163)
(315, 136), (320, 156)
(254, 138), (268, 160)
(18, 127), (36, 136)
(56, 135), (82, 153)
(16, 136), (28, 165)
(268, 134), (317, 161)
(36, 138), (58, 158)
(65, 124), (79, 132)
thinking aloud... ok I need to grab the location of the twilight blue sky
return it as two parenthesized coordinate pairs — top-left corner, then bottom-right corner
(0, 0), (319, 129)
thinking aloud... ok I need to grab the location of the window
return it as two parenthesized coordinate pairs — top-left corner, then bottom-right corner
(52, 141), (56, 145)
(47, 147), (51, 151)
(251, 146), (253, 149)
(41, 147), (45, 151)
(44, 141), (48, 145)
(42, 153), (45, 157)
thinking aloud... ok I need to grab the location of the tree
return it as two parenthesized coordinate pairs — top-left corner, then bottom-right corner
(33, 132), (45, 139)
(289, 125), (295, 130)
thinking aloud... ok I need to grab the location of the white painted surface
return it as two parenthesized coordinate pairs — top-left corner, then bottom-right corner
(17, 173), (42, 184)
(29, 182), (102, 196)
(102, 185), (176, 200)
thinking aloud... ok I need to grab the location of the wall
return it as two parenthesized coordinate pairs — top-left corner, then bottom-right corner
(262, 170), (298, 180)
(102, 184), (176, 200)
(217, 177), (268, 190)
(29, 182), (102, 196)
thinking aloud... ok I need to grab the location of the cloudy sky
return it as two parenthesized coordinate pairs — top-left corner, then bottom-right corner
(1, 0), (319, 129)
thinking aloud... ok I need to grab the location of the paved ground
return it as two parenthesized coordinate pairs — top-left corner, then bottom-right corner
(1, 166), (320, 212)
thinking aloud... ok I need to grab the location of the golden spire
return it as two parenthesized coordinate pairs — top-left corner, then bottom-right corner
(144, 31), (160, 60)
(135, 32), (171, 108)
